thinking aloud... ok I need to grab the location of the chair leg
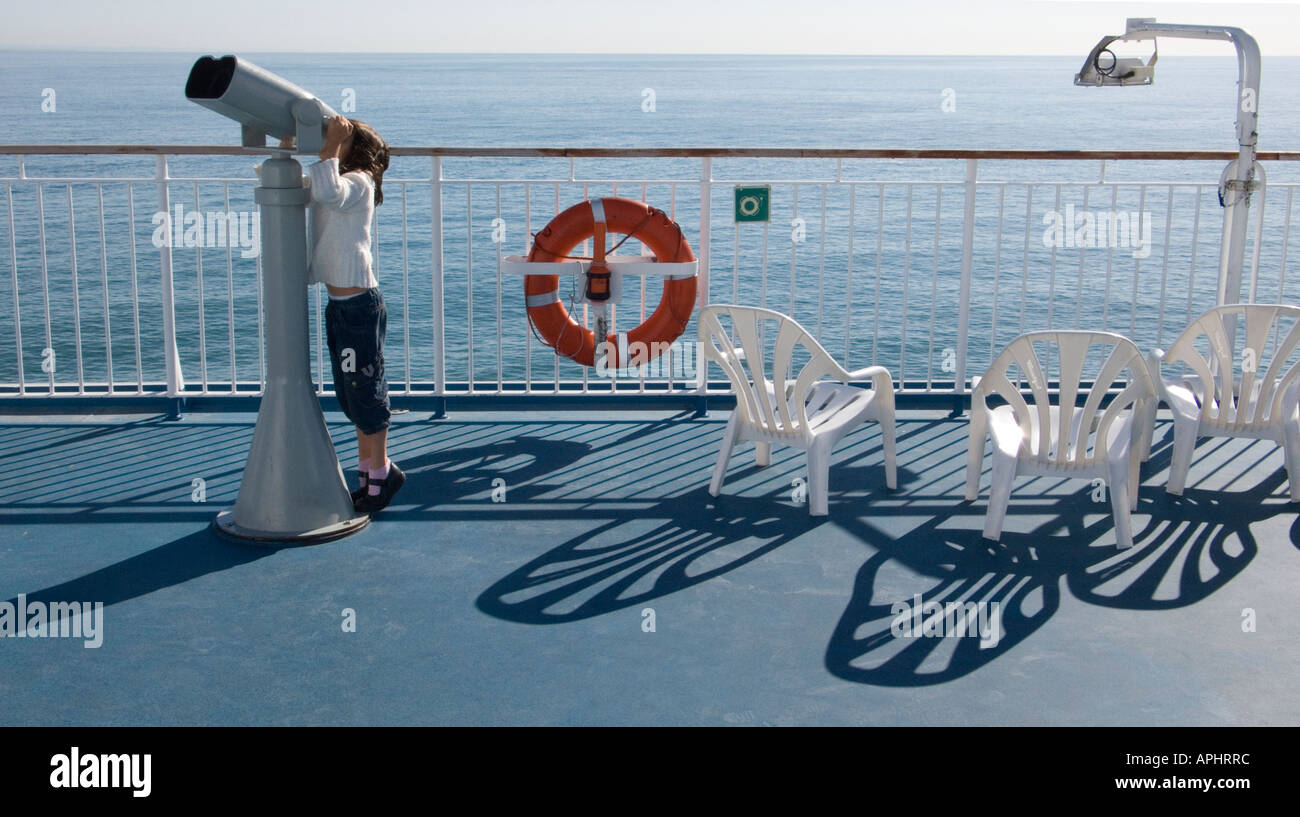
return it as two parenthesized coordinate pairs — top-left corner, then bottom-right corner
(1108, 456), (1135, 549)
(1165, 418), (1198, 496)
(880, 414), (898, 490)
(755, 441), (772, 467)
(807, 439), (831, 516)
(1283, 415), (1300, 502)
(1136, 397), (1157, 463)
(981, 448), (1017, 541)
(709, 413), (741, 497)
(1128, 445), (1140, 512)
(964, 410), (988, 501)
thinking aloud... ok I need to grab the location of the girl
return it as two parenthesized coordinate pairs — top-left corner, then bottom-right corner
(298, 116), (402, 514)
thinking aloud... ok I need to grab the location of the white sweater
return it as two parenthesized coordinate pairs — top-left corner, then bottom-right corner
(305, 158), (378, 289)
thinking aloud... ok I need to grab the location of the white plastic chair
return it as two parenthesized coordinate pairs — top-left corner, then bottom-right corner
(1142, 304), (1300, 498)
(965, 331), (1155, 548)
(699, 304), (897, 516)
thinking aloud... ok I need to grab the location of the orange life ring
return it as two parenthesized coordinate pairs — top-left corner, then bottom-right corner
(525, 197), (697, 368)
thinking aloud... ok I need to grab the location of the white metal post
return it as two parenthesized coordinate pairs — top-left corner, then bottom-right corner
(431, 155), (446, 407)
(155, 155), (184, 403)
(695, 156), (712, 396)
(954, 158), (978, 404)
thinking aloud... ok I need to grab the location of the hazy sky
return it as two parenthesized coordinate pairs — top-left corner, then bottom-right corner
(3, 0), (1299, 55)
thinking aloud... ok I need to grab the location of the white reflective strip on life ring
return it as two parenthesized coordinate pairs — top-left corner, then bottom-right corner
(666, 269), (698, 280)
(589, 198), (606, 225)
(526, 290), (559, 307)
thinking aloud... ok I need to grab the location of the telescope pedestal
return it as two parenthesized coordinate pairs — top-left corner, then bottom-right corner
(214, 154), (368, 544)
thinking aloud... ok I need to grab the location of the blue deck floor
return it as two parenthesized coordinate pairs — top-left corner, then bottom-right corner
(1, 407), (1298, 725)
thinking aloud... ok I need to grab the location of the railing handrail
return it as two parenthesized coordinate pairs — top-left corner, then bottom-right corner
(3, 145), (1300, 161)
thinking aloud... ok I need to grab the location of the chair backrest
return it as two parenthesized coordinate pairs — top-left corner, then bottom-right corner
(1160, 304), (1300, 426)
(973, 330), (1153, 466)
(698, 304), (847, 438)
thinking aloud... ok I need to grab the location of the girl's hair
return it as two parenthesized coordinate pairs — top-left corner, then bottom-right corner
(340, 119), (390, 206)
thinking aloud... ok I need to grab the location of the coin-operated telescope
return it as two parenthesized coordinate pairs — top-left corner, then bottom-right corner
(186, 55), (338, 154)
(187, 55), (368, 543)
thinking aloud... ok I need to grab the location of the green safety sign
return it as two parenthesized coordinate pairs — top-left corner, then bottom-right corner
(734, 186), (770, 223)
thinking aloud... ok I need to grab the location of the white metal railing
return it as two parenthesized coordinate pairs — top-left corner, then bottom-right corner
(2, 146), (1299, 406)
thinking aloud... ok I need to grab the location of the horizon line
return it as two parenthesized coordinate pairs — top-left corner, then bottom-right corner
(0, 47), (1271, 58)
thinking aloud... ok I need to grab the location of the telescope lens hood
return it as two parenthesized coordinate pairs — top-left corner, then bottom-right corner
(185, 55), (238, 100)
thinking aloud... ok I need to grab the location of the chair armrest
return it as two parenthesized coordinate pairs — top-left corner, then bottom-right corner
(844, 365), (894, 390)
(1145, 348), (1167, 399)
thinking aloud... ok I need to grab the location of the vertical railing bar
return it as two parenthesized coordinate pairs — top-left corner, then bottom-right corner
(1185, 185), (1201, 350)
(97, 184), (113, 392)
(696, 157), (712, 396)
(667, 183), (676, 393)
(637, 178), (648, 393)
(493, 183), (501, 394)
(845, 182), (856, 365)
(127, 182), (142, 392)
(38, 182), (53, 394)
(901, 184), (913, 385)
(955, 158), (978, 399)
(466, 183), (474, 393)
(1131, 184), (1147, 337)
(1019, 185), (1033, 391)
(431, 155), (446, 399)
(223, 182), (236, 392)
(193, 182), (207, 392)
(400, 182), (410, 393)
(790, 182), (798, 318)
(610, 174), (619, 396)
(67, 184), (84, 392)
(927, 183), (942, 392)
(581, 181), (589, 394)
(155, 156), (184, 399)
(1278, 185), (1293, 304)
(6, 183), (23, 393)
(989, 184), (1005, 366)
(1247, 174), (1266, 305)
(554, 183), (559, 392)
(1073, 184), (1090, 329)
(314, 274), (323, 393)
(1157, 184), (1174, 347)
(817, 182), (827, 339)
(1270, 185), (1293, 362)
(872, 184), (883, 367)
(1046, 184), (1059, 331)
(256, 233), (264, 392)
(732, 214), (740, 304)
(1102, 185), (1117, 330)
(524, 181), (531, 393)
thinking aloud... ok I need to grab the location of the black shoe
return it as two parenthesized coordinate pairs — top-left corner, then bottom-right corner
(358, 462), (404, 515)
(350, 470), (368, 508)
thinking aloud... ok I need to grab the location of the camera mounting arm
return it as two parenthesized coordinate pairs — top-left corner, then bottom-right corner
(1075, 19), (1263, 323)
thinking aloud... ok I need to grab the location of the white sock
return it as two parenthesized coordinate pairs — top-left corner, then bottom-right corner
(357, 457), (371, 489)
(368, 458), (390, 496)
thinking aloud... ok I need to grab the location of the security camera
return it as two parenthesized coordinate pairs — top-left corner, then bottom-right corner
(185, 55), (338, 153)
